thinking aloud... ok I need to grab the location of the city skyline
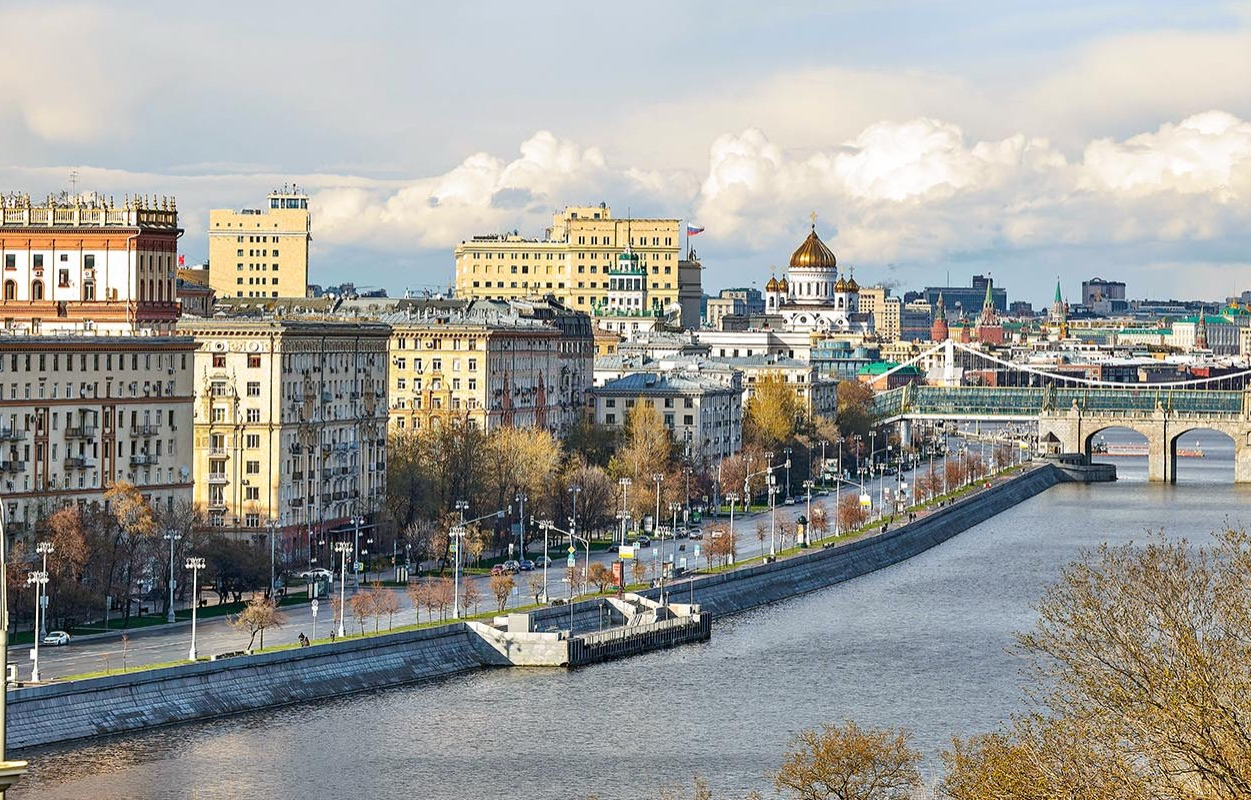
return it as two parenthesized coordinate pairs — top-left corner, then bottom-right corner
(2, 2), (1250, 305)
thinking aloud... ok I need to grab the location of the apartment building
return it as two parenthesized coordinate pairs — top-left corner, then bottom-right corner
(857, 285), (902, 341)
(592, 369), (743, 462)
(0, 193), (182, 335)
(454, 204), (702, 327)
(0, 335), (196, 541)
(208, 190), (311, 300)
(386, 299), (589, 434)
(179, 319), (390, 558)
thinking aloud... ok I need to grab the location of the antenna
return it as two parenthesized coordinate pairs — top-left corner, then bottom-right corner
(69, 169), (79, 196)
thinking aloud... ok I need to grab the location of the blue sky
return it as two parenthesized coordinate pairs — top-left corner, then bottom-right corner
(2, 1), (1250, 306)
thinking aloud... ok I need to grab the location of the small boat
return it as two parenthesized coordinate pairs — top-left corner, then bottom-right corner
(1097, 443), (1148, 457)
(1177, 447), (1205, 458)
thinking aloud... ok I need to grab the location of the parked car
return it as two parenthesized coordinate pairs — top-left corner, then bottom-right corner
(635, 536), (651, 548)
(297, 568), (333, 581)
(490, 564), (506, 576)
(501, 559), (522, 573)
(43, 631), (70, 646)
(688, 529), (704, 540)
(518, 559), (535, 572)
(534, 555), (553, 567)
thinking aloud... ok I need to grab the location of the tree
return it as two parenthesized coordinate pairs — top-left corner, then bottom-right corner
(945, 458), (967, 490)
(491, 573), (515, 612)
(464, 525), (489, 567)
(566, 564), (586, 597)
(706, 529), (735, 569)
(349, 590), (375, 635)
(372, 583), (400, 631)
(835, 381), (875, 443)
(588, 562), (614, 593)
(229, 594), (287, 651)
(745, 371), (801, 450)
(631, 559), (647, 586)
(774, 721), (921, 800)
(461, 580), (482, 616)
(810, 504), (829, 540)
(609, 402), (674, 499)
(836, 494), (868, 533)
(915, 467), (944, 501)
(405, 580), (428, 624)
(433, 577), (455, 620)
(105, 481), (158, 626)
(756, 521), (768, 554)
(528, 574), (546, 605)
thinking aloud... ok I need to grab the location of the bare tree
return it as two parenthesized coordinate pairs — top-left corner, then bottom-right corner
(433, 577), (455, 621)
(405, 580), (428, 624)
(631, 559), (647, 586)
(588, 562), (614, 593)
(374, 584), (401, 630)
(706, 529), (735, 569)
(836, 494), (869, 533)
(229, 594), (287, 651)
(566, 564), (586, 597)
(349, 590), (374, 635)
(774, 721), (921, 800)
(528, 574), (545, 605)
(810, 504), (829, 540)
(461, 580), (482, 616)
(756, 521), (768, 555)
(490, 573), (515, 612)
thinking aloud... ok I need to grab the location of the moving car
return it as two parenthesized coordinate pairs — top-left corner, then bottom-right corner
(635, 536), (651, 548)
(490, 564), (506, 576)
(297, 568), (334, 581)
(518, 559), (535, 571)
(688, 529), (704, 540)
(534, 555), (552, 568)
(501, 559), (522, 573)
(43, 631), (71, 646)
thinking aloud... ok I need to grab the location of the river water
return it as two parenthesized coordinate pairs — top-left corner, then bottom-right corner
(15, 430), (1250, 800)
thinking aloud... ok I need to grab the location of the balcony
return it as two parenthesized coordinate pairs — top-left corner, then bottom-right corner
(64, 456), (97, 469)
(0, 460), (24, 473)
(129, 454), (158, 466)
(208, 447), (229, 457)
(208, 501), (228, 511)
(0, 429), (27, 442)
(131, 424), (161, 437)
(207, 473), (228, 485)
(65, 425), (98, 439)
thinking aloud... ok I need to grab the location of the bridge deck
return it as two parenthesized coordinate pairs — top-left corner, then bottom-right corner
(874, 385), (1245, 421)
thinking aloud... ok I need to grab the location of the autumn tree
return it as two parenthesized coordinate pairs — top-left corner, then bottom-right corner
(566, 564), (586, 597)
(528, 574), (546, 605)
(433, 576), (455, 620)
(491, 573), (515, 612)
(587, 562), (614, 593)
(835, 380), (875, 444)
(944, 458), (967, 490)
(756, 520), (768, 554)
(229, 594), (287, 651)
(706, 529), (735, 569)
(349, 589), (375, 635)
(774, 721), (921, 800)
(105, 481), (158, 625)
(745, 371), (801, 450)
(809, 504), (829, 540)
(631, 559), (647, 586)
(405, 581), (428, 624)
(483, 426), (560, 527)
(609, 402), (674, 517)
(461, 580), (482, 616)
(563, 460), (618, 534)
(836, 494), (868, 533)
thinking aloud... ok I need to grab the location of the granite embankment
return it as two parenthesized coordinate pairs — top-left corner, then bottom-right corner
(8, 462), (1079, 750)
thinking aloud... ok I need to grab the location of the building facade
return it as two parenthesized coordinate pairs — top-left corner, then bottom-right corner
(0, 335), (195, 542)
(179, 319), (389, 558)
(0, 193), (182, 335)
(763, 224), (874, 336)
(454, 205), (700, 324)
(592, 370), (743, 462)
(208, 190), (311, 300)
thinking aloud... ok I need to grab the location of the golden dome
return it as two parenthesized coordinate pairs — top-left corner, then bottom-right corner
(777, 277), (789, 292)
(789, 226), (837, 270)
(765, 276), (780, 292)
(835, 275), (848, 292)
(845, 276), (859, 293)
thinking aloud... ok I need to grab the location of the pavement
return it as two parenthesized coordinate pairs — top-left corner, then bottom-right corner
(10, 431), (1025, 683)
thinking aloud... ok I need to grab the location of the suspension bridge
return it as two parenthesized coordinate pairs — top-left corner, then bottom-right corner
(869, 340), (1251, 483)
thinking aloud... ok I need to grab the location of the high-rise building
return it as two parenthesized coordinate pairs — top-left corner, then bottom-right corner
(923, 275), (1007, 319)
(857, 286), (901, 341)
(1082, 277), (1126, 306)
(0, 334), (196, 542)
(208, 190), (311, 300)
(454, 204), (701, 326)
(0, 193), (182, 335)
(178, 319), (389, 558)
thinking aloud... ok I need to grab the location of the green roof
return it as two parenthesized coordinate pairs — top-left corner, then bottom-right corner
(858, 361), (922, 376)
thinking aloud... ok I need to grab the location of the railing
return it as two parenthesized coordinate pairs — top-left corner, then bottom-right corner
(207, 473), (228, 484)
(208, 447), (229, 457)
(874, 385), (1248, 420)
(0, 460), (24, 473)
(129, 454), (158, 466)
(0, 429), (28, 442)
(65, 425), (98, 439)
(64, 456), (96, 469)
(131, 424), (161, 436)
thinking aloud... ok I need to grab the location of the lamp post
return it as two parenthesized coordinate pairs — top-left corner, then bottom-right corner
(783, 446), (793, 501)
(163, 531), (181, 623)
(333, 541), (351, 638)
(35, 541), (53, 638)
(450, 524), (466, 618)
(513, 492), (527, 561)
(802, 479), (815, 545)
(26, 571), (48, 683)
(652, 473), (663, 538)
(351, 514), (364, 588)
(618, 477), (632, 546)
(267, 517), (277, 600)
(185, 557), (204, 661)
(768, 472), (778, 558)
(568, 484), (581, 551)
(666, 501), (681, 604)
(724, 492), (739, 565)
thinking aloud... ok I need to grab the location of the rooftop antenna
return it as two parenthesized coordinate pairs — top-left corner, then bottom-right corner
(68, 169), (79, 197)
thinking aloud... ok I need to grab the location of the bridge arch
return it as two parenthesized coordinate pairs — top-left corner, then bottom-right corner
(1168, 426), (1246, 483)
(1081, 422), (1155, 461)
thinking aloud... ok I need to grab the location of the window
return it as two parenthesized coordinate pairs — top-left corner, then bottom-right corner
(245, 434), (261, 448)
(246, 381), (261, 397)
(245, 486), (260, 501)
(3, 255), (13, 270)
(248, 354), (262, 368)
(33, 255), (43, 269)
(246, 409), (261, 423)
(245, 460), (260, 474)
(212, 354), (226, 368)
(3, 281), (14, 300)
(30, 280), (43, 300)
(58, 269), (70, 287)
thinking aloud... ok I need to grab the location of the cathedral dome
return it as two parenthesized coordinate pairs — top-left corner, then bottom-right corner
(765, 276), (780, 292)
(789, 226), (837, 271)
(845, 276), (859, 293)
(777, 277), (789, 293)
(835, 275), (848, 292)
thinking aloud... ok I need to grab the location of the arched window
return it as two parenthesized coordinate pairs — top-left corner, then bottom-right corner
(3, 280), (15, 301)
(31, 280), (43, 300)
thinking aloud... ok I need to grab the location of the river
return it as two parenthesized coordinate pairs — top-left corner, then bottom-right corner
(14, 429), (1250, 800)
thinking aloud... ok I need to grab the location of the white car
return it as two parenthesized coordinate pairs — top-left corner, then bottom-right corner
(42, 631), (70, 646)
(297, 568), (334, 581)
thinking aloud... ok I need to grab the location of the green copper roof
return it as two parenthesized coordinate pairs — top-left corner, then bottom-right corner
(858, 361), (922, 376)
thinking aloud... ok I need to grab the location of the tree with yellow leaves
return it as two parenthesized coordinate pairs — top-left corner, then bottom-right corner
(744, 371), (802, 451)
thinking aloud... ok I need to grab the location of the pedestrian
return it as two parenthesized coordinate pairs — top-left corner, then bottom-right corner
(329, 628), (336, 643)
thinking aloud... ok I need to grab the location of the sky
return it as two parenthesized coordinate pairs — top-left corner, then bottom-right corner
(2, 1), (1251, 308)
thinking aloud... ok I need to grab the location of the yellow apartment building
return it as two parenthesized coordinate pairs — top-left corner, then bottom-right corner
(208, 190), (311, 300)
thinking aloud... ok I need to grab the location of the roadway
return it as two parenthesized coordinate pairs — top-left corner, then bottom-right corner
(10, 434), (1021, 683)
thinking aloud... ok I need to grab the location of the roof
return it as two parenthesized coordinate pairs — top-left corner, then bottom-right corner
(596, 371), (736, 395)
(857, 361), (922, 376)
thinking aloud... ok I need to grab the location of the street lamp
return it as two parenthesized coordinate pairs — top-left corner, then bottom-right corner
(783, 446), (793, 500)
(768, 472), (778, 558)
(665, 501), (681, 604)
(351, 515), (365, 588)
(185, 556), (205, 661)
(652, 473), (664, 538)
(802, 479), (815, 545)
(617, 477), (632, 546)
(35, 541), (53, 638)
(267, 517), (278, 600)
(513, 492), (527, 562)
(26, 571), (48, 683)
(450, 524), (466, 618)
(163, 531), (182, 623)
(333, 541), (352, 638)
(724, 492), (739, 565)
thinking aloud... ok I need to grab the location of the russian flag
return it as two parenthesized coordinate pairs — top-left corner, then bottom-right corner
(686, 223), (705, 237)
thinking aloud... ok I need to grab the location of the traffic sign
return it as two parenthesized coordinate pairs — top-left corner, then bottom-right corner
(567, 545), (575, 554)
(694, 545), (701, 557)
(619, 545), (636, 559)
(566, 554), (576, 567)
(311, 599), (319, 616)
